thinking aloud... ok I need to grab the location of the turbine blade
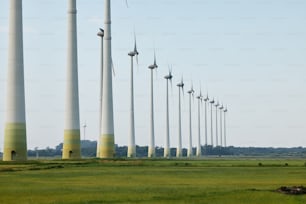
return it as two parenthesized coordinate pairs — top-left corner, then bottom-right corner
(136, 54), (139, 68)
(155, 68), (158, 80)
(134, 32), (138, 54)
(111, 58), (116, 77)
(133, 31), (139, 71)
(154, 50), (157, 66)
(125, 0), (129, 8)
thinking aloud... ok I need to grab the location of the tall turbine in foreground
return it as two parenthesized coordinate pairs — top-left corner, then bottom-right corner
(196, 91), (203, 157)
(176, 78), (184, 157)
(219, 104), (224, 147)
(96, 28), (104, 157)
(99, 0), (115, 158)
(209, 99), (214, 147)
(203, 94), (209, 146)
(63, 0), (81, 159)
(187, 86), (195, 157)
(164, 70), (173, 158)
(215, 101), (219, 147)
(224, 107), (228, 147)
(3, 0), (27, 161)
(127, 38), (139, 158)
(148, 54), (158, 158)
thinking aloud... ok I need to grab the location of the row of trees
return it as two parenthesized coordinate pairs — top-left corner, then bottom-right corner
(18, 140), (306, 158)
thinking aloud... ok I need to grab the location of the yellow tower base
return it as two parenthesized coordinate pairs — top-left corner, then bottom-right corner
(62, 130), (81, 159)
(99, 134), (115, 158)
(3, 123), (27, 161)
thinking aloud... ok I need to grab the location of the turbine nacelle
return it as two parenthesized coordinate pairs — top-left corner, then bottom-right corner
(149, 51), (158, 69)
(177, 77), (184, 88)
(197, 87), (203, 101)
(128, 51), (136, 57)
(148, 64), (158, 69)
(187, 89), (195, 95)
(164, 72), (173, 80)
(204, 94), (209, 102)
(97, 28), (104, 37)
(210, 99), (215, 104)
(177, 82), (184, 87)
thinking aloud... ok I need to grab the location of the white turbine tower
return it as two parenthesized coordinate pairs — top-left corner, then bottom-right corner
(209, 99), (215, 147)
(215, 101), (219, 147)
(224, 107), (228, 147)
(219, 104), (224, 147)
(148, 53), (158, 158)
(96, 28), (104, 157)
(196, 91), (203, 157)
(187, 85), (195, 157)
(127, 36), (139, 158)
(63, 0), (81, 159)
(203, 94), (209, 147)
(3, 0), (27, 161)
(99, 0), (115, 158)
(176, 78), (184, 157)
(164, 69), (173, 158)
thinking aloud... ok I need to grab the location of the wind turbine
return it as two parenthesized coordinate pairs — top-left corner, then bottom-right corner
(99, 0), (115, 158)
(224, 107), (228, 147)
(3, 0), (27, 161)
(63, 0), (81, 159)
(215, 101), (219, 147)
(187, 85), (195, 157)
(176, 78), (184, 157)
(164, 69), (173, 158)
(210, 99), (215, 147)
(148, 53), (158, 158)
(203, 94), (209, 147)
(196, 90), (203, 157)
(219, 104), (224, 147)
(127, 36), (139, 158)
(96, 28), (104, 157)
(83, 122), (87, 141)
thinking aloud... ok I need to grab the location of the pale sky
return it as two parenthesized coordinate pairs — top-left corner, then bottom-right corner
(0, 0), (306, 150)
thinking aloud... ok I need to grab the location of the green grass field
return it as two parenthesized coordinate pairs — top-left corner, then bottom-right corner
(1, 158), (306, 203)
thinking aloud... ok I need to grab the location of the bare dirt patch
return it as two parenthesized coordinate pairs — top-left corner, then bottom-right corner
(277, 186), (306, 195)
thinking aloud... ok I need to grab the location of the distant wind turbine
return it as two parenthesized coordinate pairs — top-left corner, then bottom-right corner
(219, 104), (224, 147)
(176, 78), (184, 157)
(148, 53), (158, 158)
(164, 69), (173, 158)
(83, 122), (87, 141)
(187, 85), (195, 157)
(210, 99), (215, 147)
(196, 90), (203, 157)
(215, 101), (220, 147)
(224, 107), (228, 147)
(96, 28), (104, 157)
(203, 94), (209, 147)
(127, 35), (139, 158)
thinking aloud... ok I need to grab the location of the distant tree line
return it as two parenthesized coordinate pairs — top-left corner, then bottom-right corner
(2, 140), (306, 158)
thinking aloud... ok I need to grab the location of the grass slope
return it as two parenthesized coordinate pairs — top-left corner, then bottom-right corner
(0, 159), (306, 203)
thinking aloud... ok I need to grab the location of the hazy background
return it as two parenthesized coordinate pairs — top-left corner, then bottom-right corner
(0, 0), (306, 150)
